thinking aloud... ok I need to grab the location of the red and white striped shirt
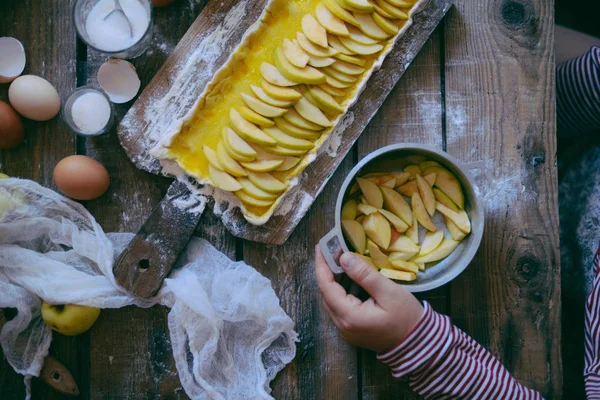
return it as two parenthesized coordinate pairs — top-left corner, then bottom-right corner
(377, 244), (600, 399)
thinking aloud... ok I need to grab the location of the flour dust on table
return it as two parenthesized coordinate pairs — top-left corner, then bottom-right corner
(0, 178), (297, 400)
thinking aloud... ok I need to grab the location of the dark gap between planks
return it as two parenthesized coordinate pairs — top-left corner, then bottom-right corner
(76, 37), (88, 157)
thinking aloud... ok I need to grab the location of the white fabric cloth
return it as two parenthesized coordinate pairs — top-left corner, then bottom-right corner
(0, 178), (297, 399)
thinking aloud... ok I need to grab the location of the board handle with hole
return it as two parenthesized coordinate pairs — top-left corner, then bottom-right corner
(113, 181), (206, 298)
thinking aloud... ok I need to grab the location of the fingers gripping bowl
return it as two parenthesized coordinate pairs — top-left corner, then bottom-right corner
(319, 144), (484, 293)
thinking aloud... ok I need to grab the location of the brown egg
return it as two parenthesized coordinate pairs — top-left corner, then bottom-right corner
(152, 0), (176, 7)
(0, 100), (25, 149)
(53, 155), (110, 200)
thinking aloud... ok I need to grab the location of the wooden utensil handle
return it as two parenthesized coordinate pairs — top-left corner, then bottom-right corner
(113, 181), (206, 298)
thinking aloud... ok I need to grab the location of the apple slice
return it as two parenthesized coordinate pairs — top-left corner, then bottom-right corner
(391, 171), (410, 187)
(334, 53), (366, 66)
(381, 178), (396, 189)
(302, 14), (329, 48)
(296, 32), (338, 57)
(267, 145), (308, 156)
(274, 47), (327, 85)
(275, 118), (321, 139)
(283, 108), (323, 130)
(404, 164), (421, 178)
(363, 212), (392, 249)
(203, 145), (223, 170)
(388, 235), (419, 253)
(240, 158), (284, 173)
(433, 187), (459, 212)
(294, 97), (332, 127)
(323, 72), (353, 89)
(251, 85), (295, 108)
(424, 172), (436, 186)
(263, 127), (315, 151)
(222, 127), (257, 162)
(238, 177), (278, 200)
(387, 0), (413, 7)
(209, 164), (242, 192)
(261, 80), (302, 101)
(342, 219), (367, 254)
(422, 166), (464, 209)
(328, 34), (356, 55)
(412, 192), (436, 231)
(307, 85), (345, 114)
(388, 251), (418, 261)
(356, 177), (384, 208)
(380, 268), (416, 282)
(397, 180), (417, 196)
(368, 240), (393, 270)
(380, 186), (412, 225)
(275, 156), (301, 172)
(341, 0), (374, 12)
(247, 171), (286, 193)
(316, 3), (349, 36)
(413, 238), (460, 263)
(323, 66), (358, 83)
(352, 12), (390, 40)
(341, 199), (358, 220)
(260, 62), (296, 87)
(405, 213), (418, 244)
(322, 0), (360, 26)
(236, 190), (275, 208)
(372, 12), (399, 35)
(378, 209), (408, 232)
(239, 105), (275, 128)
(356, 253), (378, 269)
(282, 38), (309, 68)
(241, 93), (287, 118)
(374, 0), (409, 19)
(389, 258), (419, 273)
(357, 203), (378, 215)
(435, 202), (471, 234)
(420, 160), (441, 170)
(346, 25), (379, 45)
(230, 109), (277, 146)
(331, 59), (366, 75)
(320, 83), (346, 97)
(445, 216), (467, 241)
(416, 174), (435, 216)
(419, 230), (444, 257)
(372, 2), (395, 18)
(216, 141), (247, 177)
(339, 35), (383, 55)
(308, 54), (336, 68)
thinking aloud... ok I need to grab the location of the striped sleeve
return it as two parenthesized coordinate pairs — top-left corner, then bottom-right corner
(584, 243), (600, 399)
(377, 302), (543, 399)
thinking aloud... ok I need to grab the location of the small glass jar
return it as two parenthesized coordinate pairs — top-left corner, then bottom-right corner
(74, 0), (153, 59)
(62, 86), (115, 137)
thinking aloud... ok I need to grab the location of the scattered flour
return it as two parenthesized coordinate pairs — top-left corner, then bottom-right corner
(326, 112), (354, 157)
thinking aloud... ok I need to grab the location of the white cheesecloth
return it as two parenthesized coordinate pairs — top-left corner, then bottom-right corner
(0, 178), (298, 399)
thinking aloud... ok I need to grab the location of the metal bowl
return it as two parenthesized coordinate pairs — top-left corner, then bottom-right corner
(318, 143), (484, 293)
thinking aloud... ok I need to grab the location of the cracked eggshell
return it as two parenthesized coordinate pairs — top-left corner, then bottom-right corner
(97, 59), (141, 104)
(0, 37), (26, 83)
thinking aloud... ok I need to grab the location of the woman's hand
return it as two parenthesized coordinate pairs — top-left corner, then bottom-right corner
(315, 247), (424, 353)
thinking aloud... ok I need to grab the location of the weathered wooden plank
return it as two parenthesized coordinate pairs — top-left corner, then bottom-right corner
(0, 1), (78, 399)
(244, 157), (359, 400)
(358, 27), (447, 400)
(443, 0), (560, 397)
(83, 1), (235, 398)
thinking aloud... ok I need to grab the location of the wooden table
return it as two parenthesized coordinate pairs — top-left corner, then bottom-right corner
(0, 0), (560, 398)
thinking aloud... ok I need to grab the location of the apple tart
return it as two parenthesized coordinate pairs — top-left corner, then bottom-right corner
(159, 0), (425, 225)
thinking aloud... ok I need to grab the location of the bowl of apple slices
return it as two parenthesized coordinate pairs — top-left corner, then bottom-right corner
(318, 143), (484, 292)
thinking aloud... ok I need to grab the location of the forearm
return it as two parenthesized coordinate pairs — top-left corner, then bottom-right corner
(378, 302), (543, 399)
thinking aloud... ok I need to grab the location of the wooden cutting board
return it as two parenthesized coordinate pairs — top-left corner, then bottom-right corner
(117, 0), (454, 245)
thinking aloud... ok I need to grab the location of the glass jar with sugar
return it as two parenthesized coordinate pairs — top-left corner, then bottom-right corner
(62, 87), (115, 136)
(74, 0), (153, 59)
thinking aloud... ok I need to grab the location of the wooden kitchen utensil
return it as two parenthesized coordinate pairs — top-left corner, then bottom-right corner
(114, 0), (454, 297)
(0, 311), (80, 396)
